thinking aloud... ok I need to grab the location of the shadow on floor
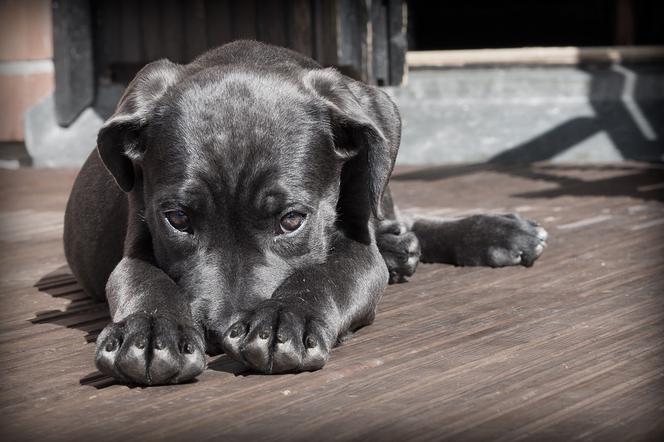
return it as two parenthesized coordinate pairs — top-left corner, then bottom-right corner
(489, 64), (664, 164)
(32, 265), (114, 388)
(393, 163), (664, 203)
(207, 355), (248, 375)
(506, 164), (664, 202)
(32, 265), (110, 344)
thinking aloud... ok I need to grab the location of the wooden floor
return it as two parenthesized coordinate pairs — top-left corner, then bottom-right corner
(1, 162), (663, 441)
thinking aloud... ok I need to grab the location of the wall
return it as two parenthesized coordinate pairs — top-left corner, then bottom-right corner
(0, 0), (54, 142)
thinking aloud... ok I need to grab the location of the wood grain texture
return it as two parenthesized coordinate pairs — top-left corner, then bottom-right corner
(287, 0), (313, 58)
(0, 163), (662, 441)
(52, 0), (94, 125)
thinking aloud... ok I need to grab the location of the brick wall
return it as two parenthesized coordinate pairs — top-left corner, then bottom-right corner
(0, 0), (55, 141)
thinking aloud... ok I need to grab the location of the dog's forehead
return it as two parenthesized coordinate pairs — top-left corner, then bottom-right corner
(175, 69), (318, 138)
(153, 71), (328, 157)
(145, 69), (338, 203)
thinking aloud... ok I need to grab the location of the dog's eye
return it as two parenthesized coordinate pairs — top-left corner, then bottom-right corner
(165, 210), (190, 232)
(279, 211), (306, 233)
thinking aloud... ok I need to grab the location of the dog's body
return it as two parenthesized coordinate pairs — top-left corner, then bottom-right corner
(64, 41), (547, 385)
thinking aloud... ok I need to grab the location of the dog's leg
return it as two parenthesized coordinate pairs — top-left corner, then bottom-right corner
(409, 213), (548, 268)
(221, 234), (387, 374)
(94, 226), (206, 385)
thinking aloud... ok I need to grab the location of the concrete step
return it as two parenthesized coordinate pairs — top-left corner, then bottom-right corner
(386, 65), (664, 164)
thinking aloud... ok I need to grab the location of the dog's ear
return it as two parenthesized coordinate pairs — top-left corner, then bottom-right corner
(97, 59), (183, 192)
(304, 68), (400, 239)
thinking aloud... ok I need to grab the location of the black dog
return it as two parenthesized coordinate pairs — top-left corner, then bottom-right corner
(64, 41), (547, 385)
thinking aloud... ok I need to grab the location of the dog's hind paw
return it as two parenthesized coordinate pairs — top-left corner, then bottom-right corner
(95, 313), (206, 385)
(455, 213), (548, 268)
(221, 300), (333, 374)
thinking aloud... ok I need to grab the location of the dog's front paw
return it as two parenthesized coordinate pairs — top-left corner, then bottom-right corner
(377, 220), (421, 283)
(222, 300), (333, 374)
(95, 313), (205, 385)
(457, 213), (548, 267)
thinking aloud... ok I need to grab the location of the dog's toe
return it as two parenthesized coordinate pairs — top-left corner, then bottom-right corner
(535, 226), (549, 242)
(243, 329), (273, 372)
(95, 313), (205, 385)
(148, 319), (205, 384)
(300, 323), (330, 371)
(222, 302), (331, 374)
(271, 340), (302, 373)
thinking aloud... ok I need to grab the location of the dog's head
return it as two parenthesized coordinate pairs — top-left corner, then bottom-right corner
(96, 47), (399, 343)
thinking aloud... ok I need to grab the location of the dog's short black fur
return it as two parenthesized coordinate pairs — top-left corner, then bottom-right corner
(64, 41), (548, 385)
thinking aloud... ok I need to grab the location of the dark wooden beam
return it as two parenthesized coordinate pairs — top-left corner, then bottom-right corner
(387, 0), (407, 85)
(615, 0), (635, 46)
(140, 0), (164, 62)
(287, 0), (314, 58)
(205, 0), (233, 50)
(52, 0), (94, 126)
(232, 0), (257, 40)
(371, 0), (389, 86)
(184, 0), (208, 62)
(312, 0), (338, 67)
(337, 0), (370, 82)
(258, 0), (288, 47)
(160, 0), (185, 62)
(312, 0), (406, 85)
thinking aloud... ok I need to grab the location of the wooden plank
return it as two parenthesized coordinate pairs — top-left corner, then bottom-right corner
(371, 0), (389, 86)
(336, 0), (370, 82)
(205, 0), (233, 49)
(312, 0), (338, 67)
(183, 0), (208, 61)
(52, 0), (94, 126)
(140, 0), (164, 62)
(93, 0), (120, 81)
(119, 0), (142, 64)
(615, 0), (635, 46)
(257, 0), (287, 47)
(160, 0), (185, 63)
(0, 163), (663, 440)
(387, 0), (406, 85)
(287, 0), (313, 58)
(231, 0), (257, 40)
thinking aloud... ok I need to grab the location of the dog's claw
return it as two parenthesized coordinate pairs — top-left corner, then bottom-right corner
(135, 337), (146, 349)
(229, 325), (241, 338)
(183, 342), (194, 354)
(535, 226), (549, 241)
(105, 339), (118, 352)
